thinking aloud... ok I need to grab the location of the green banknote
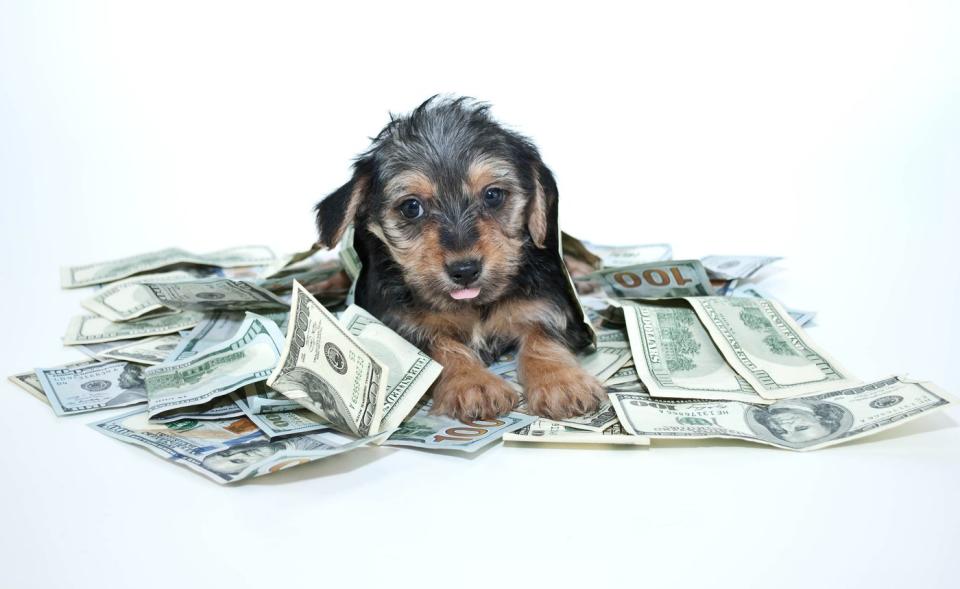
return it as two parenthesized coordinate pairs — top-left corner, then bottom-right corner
(144, 312), (285, 419)
(36, 360), (148, 416)
(90, 409), (382, 484)
(701, 255), (781, 280)
(610, 376), (955, 451)
(63, 312), (204, 345)
(339, 304), (442, 432)
(623, 302), (770, 404)
(267, 283), (388, 437)
(81, 270), (198, 322)
(9, 359), (100, 406)
(684, 296), (857, 399)
(589, 260), (715, 299)
(384, 401), (535, 452)
(61, 245), (276, 288)
(233, 390), (331, 439)
(100, 334), (182, 365)
(503, 419), (649, 446)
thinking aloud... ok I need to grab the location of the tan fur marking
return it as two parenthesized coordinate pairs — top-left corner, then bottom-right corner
(518, 328), (605, 419)
(328, 175), (369, 246)
(467, 157), (515, 196)
(483, 299), (566, 340)
(397, 308), (479, 345)
(470, 217), (524, 300)
(384, 170), (435, 202)
(527, 168), (550, 248)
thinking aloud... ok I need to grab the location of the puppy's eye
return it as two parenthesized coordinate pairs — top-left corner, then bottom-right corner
(398, 198), (424, 220)
(483, 187), (506, 208)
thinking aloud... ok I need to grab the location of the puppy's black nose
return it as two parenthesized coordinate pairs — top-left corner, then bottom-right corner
(446, 259), (482, 286)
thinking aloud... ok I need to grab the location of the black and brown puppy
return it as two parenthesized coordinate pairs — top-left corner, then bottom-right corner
(315, 96), (604, 421)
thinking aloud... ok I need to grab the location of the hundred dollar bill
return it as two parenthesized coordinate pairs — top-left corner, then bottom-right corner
(701, 255), (781, 281)
(603, 364), (641, 387)
(69, 339), (139, 360)
(684, 296), (857, 398)
(61, 245), (277, 288)
(580, 296), (630, 345)
(63, 311), (203, 345)
(728, 284), (816, 326)
(83, 276), (286, 322)
(139, 278), (288, 313)
(581, 242), (673, 268)
(90, 409), (382, 484)
(340, 304), (443, 432)
(166, 310), (289, 362)
(267, 283), (388, 437)
(577, 345), (633, 383)
(623, 302), (771, 404)
(235, 381), (301, 414)
(561, 231), (603, 269)
(100, 334), (182, 365)
(149, 396), (244, 423)
(8, 371), (53, 405)
(383, 400), (535, 452)
(35, 360), (148, 416)
(511, 383), (621, 431)
(588, 260), (715, 299)
(9, 358), (103, 406)
(259, 242), (324, 279)
(610, 376), (955, 451)
(256, 268), (350, 310)
(233, 392), (330, 439)
(481, 362), (618, 432)
(255, 263), (343, 294)
(81, 270), (198, 322)
(504, 419), (649, 446)
(561, 232), (674, 269)
(338, 225), (362, 281)
(167, 312), (244, 361)
(144, 313), (285, 419)
(555, 399), (621, 431)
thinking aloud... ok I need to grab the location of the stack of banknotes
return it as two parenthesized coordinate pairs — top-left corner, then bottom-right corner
(7, 238), (955, 484)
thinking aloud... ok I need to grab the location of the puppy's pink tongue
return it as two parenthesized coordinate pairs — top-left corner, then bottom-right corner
(450, 288), (481, 300)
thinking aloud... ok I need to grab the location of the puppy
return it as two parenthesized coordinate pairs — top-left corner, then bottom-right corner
(315, 96), (604, 421)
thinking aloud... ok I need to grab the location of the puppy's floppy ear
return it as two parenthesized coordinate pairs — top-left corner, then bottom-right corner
(315, 158), (373, 248)
(526, 162), (557, 249)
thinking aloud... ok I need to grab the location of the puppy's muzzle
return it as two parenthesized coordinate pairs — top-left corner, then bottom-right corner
(445, 259), (482, 286)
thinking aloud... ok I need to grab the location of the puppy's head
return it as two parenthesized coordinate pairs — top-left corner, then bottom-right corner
(316, 96), (557, 309)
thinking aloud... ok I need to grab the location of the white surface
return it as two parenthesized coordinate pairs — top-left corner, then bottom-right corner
(1, 2), (959, 587)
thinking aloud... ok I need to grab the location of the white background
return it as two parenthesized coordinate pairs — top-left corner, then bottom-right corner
(1, 1), (958, 587)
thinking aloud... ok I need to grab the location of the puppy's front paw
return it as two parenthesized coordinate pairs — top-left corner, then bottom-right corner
(430, 368), (518, 421)
(522, 363), (605, 420)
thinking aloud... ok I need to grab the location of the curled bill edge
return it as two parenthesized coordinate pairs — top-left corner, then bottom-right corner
(609, 376), (957, 452)
(683, 296), (859, 400)
(89, 408), (389, 485)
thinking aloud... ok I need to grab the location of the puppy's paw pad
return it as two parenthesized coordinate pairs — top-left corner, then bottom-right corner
(430, 370), (518, 421)
(523, 364), (605, 420)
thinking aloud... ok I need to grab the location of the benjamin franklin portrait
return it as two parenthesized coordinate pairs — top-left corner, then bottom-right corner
(104, 363), (147, 407)
(746, 399), (852, 449)
(201, 441), (287, 478)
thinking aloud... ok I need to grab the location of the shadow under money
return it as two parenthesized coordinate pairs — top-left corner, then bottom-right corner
(644, 411), (957, 452)
(832, 411), (957, 449)
(242, 445), (398, 486)
(648, 437), (777, 451)
(384, 438), (505, 461)
(503, 441), (650, 452)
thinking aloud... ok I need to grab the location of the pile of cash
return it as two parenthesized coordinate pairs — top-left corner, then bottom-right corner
(7, 238), (955, 484)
